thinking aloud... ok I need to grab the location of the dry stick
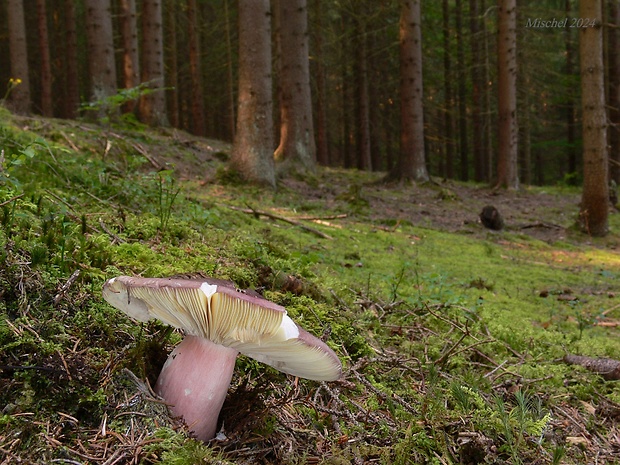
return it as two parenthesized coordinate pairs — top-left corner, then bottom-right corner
(0, 193), (24, 207)
(229, 204), (333, 239)
(54, 269), (81, 305)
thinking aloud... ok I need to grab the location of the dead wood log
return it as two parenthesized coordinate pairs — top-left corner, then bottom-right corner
(563, 354), (620, 380)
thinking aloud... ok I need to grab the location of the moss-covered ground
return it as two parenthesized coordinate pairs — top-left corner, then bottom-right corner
(0, 110), (619, 464)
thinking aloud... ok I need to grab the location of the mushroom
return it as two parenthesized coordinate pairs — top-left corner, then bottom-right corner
(102, 275), (342, 441)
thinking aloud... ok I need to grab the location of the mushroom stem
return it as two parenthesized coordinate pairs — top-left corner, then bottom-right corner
(155, 335), (239, 441)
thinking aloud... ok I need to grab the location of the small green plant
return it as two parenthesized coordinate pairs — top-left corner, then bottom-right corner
(0, 78), (22, 105)
(80, 82), (161, 124)
(155, 170), (181, 234)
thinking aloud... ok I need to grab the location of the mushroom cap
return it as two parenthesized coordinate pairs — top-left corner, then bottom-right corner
(103, 276), (342, 381)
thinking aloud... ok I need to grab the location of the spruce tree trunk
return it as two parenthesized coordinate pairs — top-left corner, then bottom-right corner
(455, 0), (468, 181)
(6, 0), (31, 115)
(470, 0), (485, 182)
(187, 0), (206, 136)
(230, 0), (276, 187)
(63, 0), (79, 118)
(578, 0), (608, 236)
(119, 0), (139, 113)
(496, 0), (519, 189)
(355, 16), (372, 171)
(36, 0), (53, 116)
(608, 0), (620, 184)
(139, 0), (168, 126)
(313, 0), (330, 166)
(274, 0), (316, 175)
(387, 0), (429, 182)
(85, 0), (117, 103)
(442, 0), (455, 179)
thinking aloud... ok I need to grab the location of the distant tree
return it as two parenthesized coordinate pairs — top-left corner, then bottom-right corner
(355, 11), (372, 171)
(496, 0), (519, 189)
(62, 0), (79, 118)
(36, 0), (52, 116)
(470, 0), (486, 181)
(187, 0), (206, 136)
(564, 0), (578, 179)
(312, 0), (330, 166)
(609, 0), (620, 183)
(139, 0), (168, 126)
(230, 0), (276, 187)
(442, 0), (455, 179)
(119, 0), (139, 113)
(84, 0), (117, 104)
(274, 0), (316, 175)
(455, 0), (468, 180)
(386, 0), (429, 182)
(578, 0), (608, 236)
(6, 0), (31, 115)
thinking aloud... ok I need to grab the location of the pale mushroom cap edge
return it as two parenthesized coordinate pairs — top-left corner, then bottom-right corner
(102, 276), (342, 381)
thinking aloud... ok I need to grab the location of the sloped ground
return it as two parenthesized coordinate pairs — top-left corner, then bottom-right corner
(0, 115), (619, 464)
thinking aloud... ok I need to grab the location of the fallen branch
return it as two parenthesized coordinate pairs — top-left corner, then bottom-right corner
(229, 204), (333, 239)
(54, 269), (81, 305)
(563, 354), (620, 381)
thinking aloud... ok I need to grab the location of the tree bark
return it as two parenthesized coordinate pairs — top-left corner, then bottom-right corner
(6, 0), (31, 115)
(442, 0), (455, 179)
(85, 0), (117, 103)
(470, 0), (485, 182)
(355, 16), (372, 171)
(608, 0), (620, 184)
(186, 0), (206, 136)
(164, 1), (179, 128)
(313, 0), (330, 166)
(386, 0), (429, 183)
(496, 0), (519, 189)
(230, 0), (276, 187)
(119, 0), (140, 113)
(36, 0), (52, 116)
(274, 0), (317, 175)
(578, 0), (608, 236)
(565, 0), (578, 178)
(455, 0), (468, 181)
(62, 0), (79, 119)
(139, 0), (168, 126)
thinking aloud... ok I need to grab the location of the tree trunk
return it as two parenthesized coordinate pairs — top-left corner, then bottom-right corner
(224, 0), (236, 141)
(355, 17), (372, 171)
(387, 0), (429, 182)
(36, 0), (52, 116)
(565, 0), (578, 177)
(578, 0), (608, 236)
(455, 0), (468, 181)
(313, 0), (330, 165)
(164, 1), (179, 128)
(62, 0), (79, 119)
(442, 0), (455, 179)
(187, 0), (206, 136)
(608, 0), (620, 184)
(496, 0), (519, 189)
(139, 0), (168, 126)
(274, 0), (317, 175)
(470, 0), (485, 182)
(84, 0), (117, 104)
(6, 0), (31, 115)
(230, 0), (276, 187)
(119, 0), (140, 113)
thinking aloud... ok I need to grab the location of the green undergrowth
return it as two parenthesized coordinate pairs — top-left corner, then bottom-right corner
(0, 112), (619, 464)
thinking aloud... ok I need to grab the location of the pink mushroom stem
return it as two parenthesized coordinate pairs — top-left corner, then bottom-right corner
(155, 335), (239, 441)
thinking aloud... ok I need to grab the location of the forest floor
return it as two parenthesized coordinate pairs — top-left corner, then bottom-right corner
(0, 113), (619, 465)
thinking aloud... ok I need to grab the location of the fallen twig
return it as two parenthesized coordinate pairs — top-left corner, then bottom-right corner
(54, 269), (81, 305)
(229, 204), (333, 239)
